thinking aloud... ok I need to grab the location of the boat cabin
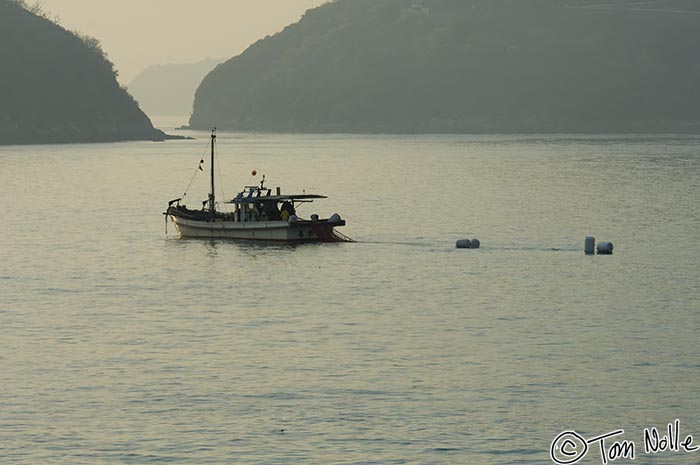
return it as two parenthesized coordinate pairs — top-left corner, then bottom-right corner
(226, 177), (327, 223)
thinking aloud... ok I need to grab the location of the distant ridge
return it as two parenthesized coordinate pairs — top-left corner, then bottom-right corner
(0, 0), (168, 145)
(189, 0), (700, 134)
(128, 58), (225, 118)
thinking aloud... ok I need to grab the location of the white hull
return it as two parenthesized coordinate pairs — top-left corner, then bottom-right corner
(170, 217), (324, 242)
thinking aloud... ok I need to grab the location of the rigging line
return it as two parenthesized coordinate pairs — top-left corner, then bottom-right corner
(215, 143), (227, 208)
(182, 139), (211, 197)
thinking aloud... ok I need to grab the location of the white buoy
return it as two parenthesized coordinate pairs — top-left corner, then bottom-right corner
(597, 242), (614, 255)
(585, 236), (595, 255)
(456, 239), (472, 249)
(471, 239), (480, 249)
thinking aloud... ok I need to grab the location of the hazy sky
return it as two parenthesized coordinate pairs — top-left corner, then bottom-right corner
(41, 0), (327, 83)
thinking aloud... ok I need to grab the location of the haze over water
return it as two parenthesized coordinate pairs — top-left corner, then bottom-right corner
(1, 133), (699, 464)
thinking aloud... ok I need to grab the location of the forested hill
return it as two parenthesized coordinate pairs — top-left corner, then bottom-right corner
(0, 0), (166, 144)
(189, 0), (700, 134)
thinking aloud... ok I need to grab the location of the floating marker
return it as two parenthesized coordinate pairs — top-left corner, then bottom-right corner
(585, 236), (595, 255)
(597, 242), (614, 255)
(456, 239), (472, 249)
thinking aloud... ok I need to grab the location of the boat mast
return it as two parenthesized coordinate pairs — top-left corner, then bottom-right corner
(209, 128), (216, 216)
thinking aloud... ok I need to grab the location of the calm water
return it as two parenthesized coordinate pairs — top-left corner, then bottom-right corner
(1, 132), (699, 464)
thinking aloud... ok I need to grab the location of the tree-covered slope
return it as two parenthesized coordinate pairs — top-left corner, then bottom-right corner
(190, 0), (700, 133)
(0, 0), (166, 144)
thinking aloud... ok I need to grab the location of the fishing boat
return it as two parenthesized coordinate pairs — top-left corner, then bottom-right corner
(164, 129), (351, 242)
